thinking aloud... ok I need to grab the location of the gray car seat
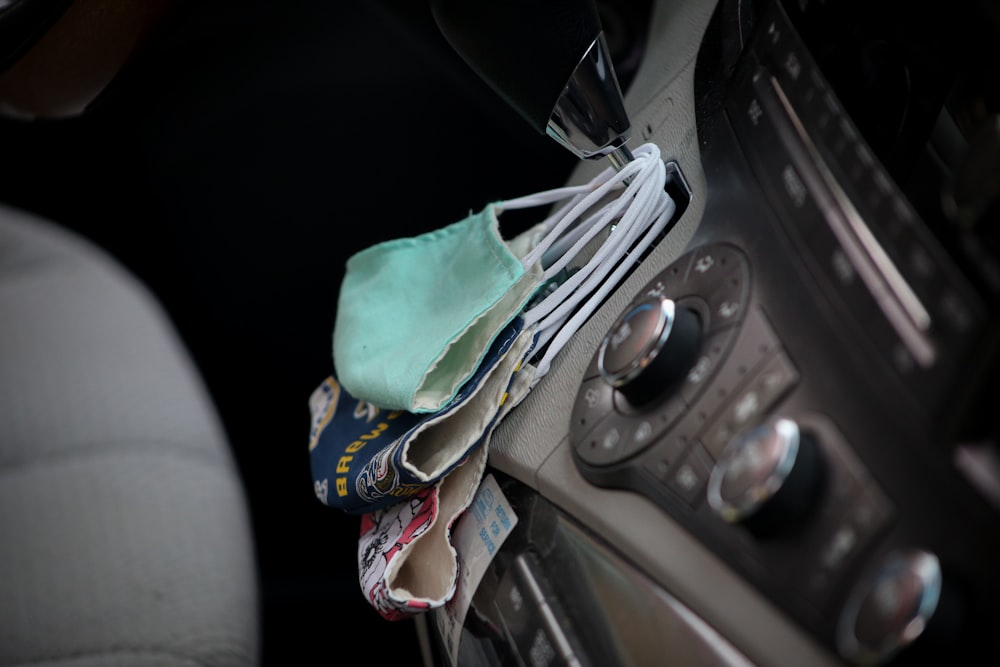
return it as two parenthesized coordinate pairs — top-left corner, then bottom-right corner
(0, 203), (260, 666)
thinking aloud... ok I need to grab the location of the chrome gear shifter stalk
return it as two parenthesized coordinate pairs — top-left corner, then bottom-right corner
(545, 32), (633, 165)
(430, 0), (634, 170)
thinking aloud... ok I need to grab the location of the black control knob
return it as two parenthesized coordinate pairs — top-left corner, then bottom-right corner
(837, 549), (961, 666)
(706, 416), (825, 537)
(597, 295), (701, 407)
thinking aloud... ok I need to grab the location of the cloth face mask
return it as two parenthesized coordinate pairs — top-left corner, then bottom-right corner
(310, 143), (677, 619)
(332, 142), (674, 415)
(333, 205), (546, 414)
(310, 318), (537, 514)
(317, 143), (673, 514)
(356, 349), (536, 620)
(356, 444), (489, 620)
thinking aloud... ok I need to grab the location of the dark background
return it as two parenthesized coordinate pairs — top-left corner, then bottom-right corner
(0, 1), (580, 662)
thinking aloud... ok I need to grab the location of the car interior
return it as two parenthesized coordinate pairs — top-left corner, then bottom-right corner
(1, 0), (998, 666)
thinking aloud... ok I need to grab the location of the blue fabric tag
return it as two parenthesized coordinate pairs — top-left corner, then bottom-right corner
(309, 318), (531, 515)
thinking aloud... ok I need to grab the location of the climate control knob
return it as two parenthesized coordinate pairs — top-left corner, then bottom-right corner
(706, 416), (824, 537)
(597, 295), (701, 406)
(837, 549), (957, 665)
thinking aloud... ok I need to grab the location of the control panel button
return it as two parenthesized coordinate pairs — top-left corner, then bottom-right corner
(701, 270), (749, 336)
(803, 484), (893, 598)
(573, 413), (631, 467)
(666, 441), (714, 507)
(688, 306), (782, 431)
(614, 391), (687, 458)
(701, 348), (799, 458)
(570, 376), (615, 441)
(680, 326), (736, 406)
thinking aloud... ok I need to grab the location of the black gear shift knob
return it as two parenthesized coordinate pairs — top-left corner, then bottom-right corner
(430, 0), (634, 169)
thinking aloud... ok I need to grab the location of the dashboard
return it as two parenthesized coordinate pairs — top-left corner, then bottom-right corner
(426, 0), (1000, 665)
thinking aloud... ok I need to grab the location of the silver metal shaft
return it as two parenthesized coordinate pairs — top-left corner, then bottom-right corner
(605, 144), (635, 172)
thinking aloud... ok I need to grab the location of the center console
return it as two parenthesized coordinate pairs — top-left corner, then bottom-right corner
(427, 0), (1000, 664)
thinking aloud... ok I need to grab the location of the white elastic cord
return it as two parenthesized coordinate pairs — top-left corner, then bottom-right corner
(489, 142), (674, 383)
(519, 155), (649, 271)
(498, 182), (595, 213)
(534, 146), (663, 271)
(520, 184), (648, 320)
(522, 184), (642, 326)
(526, 143), (675, 381)
(532, 209), (672, 380)
(533, 181), (667, 342)
(521, 143), (667, 328)
(533, 186), (674, 381)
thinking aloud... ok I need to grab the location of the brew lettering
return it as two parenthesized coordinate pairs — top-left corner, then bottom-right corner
(334, 411), (406, 499)
(345, 421), (389, 453)
(359, 430), (382, 441)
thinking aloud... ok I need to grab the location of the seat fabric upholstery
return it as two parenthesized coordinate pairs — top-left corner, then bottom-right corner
(0, 205), (260, 667)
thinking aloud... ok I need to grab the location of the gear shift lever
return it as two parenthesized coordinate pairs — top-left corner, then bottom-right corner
(430, 0), (634, 170)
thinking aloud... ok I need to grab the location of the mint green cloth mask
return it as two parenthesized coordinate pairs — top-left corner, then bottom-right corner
(333, 142), (675, 414)
(333, 204), (544, 413)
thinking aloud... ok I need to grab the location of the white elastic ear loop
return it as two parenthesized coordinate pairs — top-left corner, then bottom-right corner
(522, 190), (639, 328)
(535, 159), (670, 345)
(533, 192), (675, 381)
(541, 183), (640, 278)
(523, 201), (649, 338)
(539, 143), (661, 283)
(531, 154), (674, 380)
(493, 182), (595, 258)
(537, 142), (663, 268)
(519, 156), (649, 271)
(497, 182), (594, 213)
(526, 156), (645, 268)
(528, 157), (667, 355)
(499, 178), (612, 251)
(533, 171), (625, 268)
(531, 187), (668, 347)
(522, 144), (664, 329)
